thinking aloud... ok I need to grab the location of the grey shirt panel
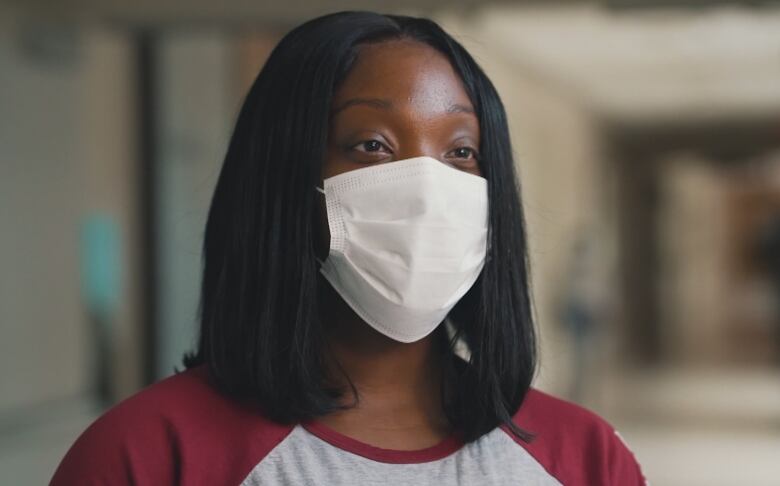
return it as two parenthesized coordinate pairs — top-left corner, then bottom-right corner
(241, 424), (561, 485)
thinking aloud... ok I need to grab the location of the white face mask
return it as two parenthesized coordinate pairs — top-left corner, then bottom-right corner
(317, 155), (488, 343)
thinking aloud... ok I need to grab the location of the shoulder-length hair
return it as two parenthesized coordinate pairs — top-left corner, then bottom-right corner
(184, 10), (537, 443)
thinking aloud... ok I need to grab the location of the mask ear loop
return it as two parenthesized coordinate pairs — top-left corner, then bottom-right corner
(315, 185), (327, 266)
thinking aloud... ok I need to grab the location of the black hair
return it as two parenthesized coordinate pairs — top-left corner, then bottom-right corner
(183, 10), (537, 443)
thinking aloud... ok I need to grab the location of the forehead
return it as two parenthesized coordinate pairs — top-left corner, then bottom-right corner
(332, 39), (474, 113)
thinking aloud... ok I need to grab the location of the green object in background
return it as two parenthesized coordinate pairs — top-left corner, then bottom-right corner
(80, 213), (121, 318)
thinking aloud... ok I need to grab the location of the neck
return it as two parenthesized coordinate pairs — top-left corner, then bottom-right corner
(318, 277), (450, 433)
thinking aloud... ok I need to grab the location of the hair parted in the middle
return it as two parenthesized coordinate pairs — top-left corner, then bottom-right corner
(183, 10), (537, 444)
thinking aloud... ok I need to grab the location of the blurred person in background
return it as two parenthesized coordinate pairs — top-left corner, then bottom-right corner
(50, 11), (645, 486)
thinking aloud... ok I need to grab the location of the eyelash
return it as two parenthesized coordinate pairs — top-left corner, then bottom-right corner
(449, 147), (478, 160)
(353, 140), (388, 154)
(351, 140), (479, 160)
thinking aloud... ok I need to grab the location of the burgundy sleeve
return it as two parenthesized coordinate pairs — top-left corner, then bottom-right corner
(505, 388), (648, 486)
(49, 396), (181, 485)
(608, 429), (647, 485)
(49, 367), (295, 486)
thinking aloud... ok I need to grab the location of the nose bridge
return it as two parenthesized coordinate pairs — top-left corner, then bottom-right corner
(396, 134), (435, 161)
(395, 137), (449, 167)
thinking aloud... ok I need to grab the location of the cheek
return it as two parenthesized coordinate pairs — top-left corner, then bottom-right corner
(322, 144), (358, 179)
(322, 145), (339, 179)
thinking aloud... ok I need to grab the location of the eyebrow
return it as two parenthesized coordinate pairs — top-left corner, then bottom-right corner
(331, 98), (392, 115)
(330, 98), (476, 116)
(446, 104), (475, 114)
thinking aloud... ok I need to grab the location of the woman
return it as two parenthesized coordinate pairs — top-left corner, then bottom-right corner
(51, 11), (646, 485)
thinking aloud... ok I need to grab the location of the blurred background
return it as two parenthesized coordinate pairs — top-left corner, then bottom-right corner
(2, 0), (780, 484)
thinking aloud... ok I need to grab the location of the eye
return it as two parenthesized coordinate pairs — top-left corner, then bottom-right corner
(352, 139), (391, 154)
(447, 146), (479, 161)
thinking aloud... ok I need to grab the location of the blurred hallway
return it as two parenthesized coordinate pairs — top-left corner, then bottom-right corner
(3, 1), (780, 484)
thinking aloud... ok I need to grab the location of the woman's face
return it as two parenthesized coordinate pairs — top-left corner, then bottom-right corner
(315, 38), (482, 261)
(323, 39), (482, 179)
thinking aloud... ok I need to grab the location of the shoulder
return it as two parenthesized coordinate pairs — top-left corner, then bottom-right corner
(50, 365), (295, 486)
(502, 387), (648, 486)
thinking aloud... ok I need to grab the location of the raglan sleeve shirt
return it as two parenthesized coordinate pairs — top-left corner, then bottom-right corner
(49, 366), (648, 486)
